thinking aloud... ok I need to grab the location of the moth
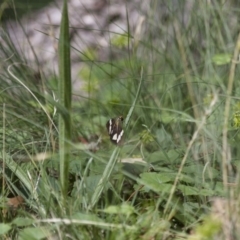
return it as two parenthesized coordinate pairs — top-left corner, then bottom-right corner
(106, 116), (124, 144)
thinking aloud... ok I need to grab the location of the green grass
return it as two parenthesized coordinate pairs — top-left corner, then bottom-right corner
(1, 0), (240, 239)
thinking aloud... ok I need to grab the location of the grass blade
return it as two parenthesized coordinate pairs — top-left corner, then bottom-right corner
(58, 0), (72, 200)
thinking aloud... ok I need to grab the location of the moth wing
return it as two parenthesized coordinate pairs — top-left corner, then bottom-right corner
(106, 118), (114, 135)
(110, 122), (123, 144)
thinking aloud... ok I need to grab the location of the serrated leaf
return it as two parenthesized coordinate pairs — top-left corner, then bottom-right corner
(0, 223), (11, 235)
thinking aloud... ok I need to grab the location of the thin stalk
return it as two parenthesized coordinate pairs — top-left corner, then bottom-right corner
(173, 20), (200, 120)
(164, 92), (218, 216)
(222, 33), (240, 190)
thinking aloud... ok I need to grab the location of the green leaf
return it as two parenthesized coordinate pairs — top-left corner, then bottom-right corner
(111, 34), (129, 48)
(19, 227), (51, 240)
(183, 202), (201, 213)
(148, 150), (180, 164)
(214, 182), (224, 195)
(148, 151), (169, 163)
(178, 185), (198, 196)
(178, 185), (214, 196)
(72, 213), (103, 222)
(182, 164), (219, 180)
(212, 53), (231, 65)
(155, 128), (172, 146)
(140, 172), (173, 193)
(12, 217), (33, 227)
(198, 188), (215, 197)
(0, 223), (11, 235)
(141, 172), (173, 183)
(103, 203), (135, 216)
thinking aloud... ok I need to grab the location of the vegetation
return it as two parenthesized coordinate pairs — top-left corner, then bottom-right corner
(1, 0), (240, 239)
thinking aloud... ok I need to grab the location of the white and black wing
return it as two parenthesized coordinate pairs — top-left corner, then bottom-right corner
(106, 116), (124, 144)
